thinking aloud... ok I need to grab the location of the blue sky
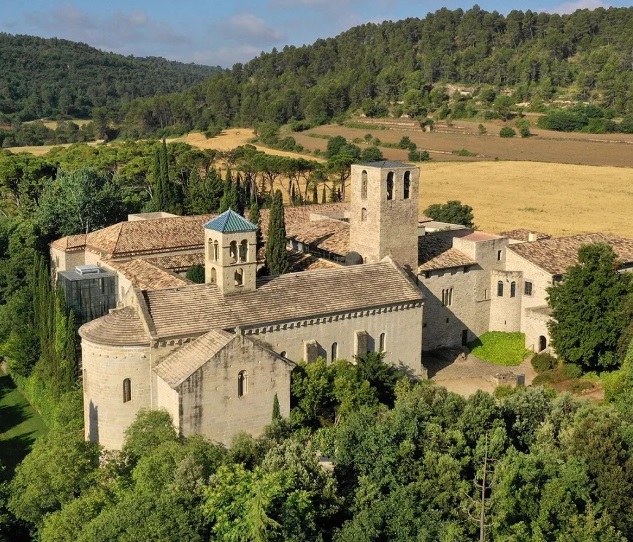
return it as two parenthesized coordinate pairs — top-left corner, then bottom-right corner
(0, 0), (628, 67)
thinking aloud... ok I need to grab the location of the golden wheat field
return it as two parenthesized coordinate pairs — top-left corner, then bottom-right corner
(419, 161), (633, 238)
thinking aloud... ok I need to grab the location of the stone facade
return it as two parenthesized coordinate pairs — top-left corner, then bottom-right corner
(172, 334), (292, 444)
(349, 162), (420, 272)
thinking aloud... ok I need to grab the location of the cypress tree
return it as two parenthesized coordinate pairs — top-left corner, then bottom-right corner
(248, 198), (263, 251)
(272, 393), (281, 421)
(321, 184), (326, 204)
(152, 147), (163, 209)
(312, 184), (318, 204)
(265, 190), (290, 275)
(219, 169), (233, 212)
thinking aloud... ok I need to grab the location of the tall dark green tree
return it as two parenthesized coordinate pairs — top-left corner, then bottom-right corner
(265, 190), (290, 275)
(548, 242), (632, 371)
(248, 198), (263, 252)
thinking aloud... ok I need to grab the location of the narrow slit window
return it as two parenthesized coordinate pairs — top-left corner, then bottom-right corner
(361, 207), (367, 221)
(331, 342), (338, 361)
(361, 170), (368, 199)
(497, 281), (504, 297)
(123, 378), (131, 403)
(379, 333), (386, 352)
(238, 371), (248, 398)
(510, 281), (516, 298)
(213, 240), (219, 261)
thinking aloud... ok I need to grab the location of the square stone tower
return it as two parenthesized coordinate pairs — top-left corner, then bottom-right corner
(204, 210), (258, 295)
(349, 162), (420, 272)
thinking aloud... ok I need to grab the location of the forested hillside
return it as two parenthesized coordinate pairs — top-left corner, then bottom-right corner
(0, 34), (219, 122)
(117, 6), (633, 137)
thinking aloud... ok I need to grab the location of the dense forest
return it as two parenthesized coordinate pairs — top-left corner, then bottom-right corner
(0, 33), (220, 122)
(113, 6), (633, 137)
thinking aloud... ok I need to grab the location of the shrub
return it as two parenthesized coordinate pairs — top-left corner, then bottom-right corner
(453, 148), (477, 156)
(408, 148), (430, 161)
(478, 124), (487, 135)
(499, 127), (516, 138)
(531, 352), (558, 373)
(494, 385), (515, 399)
(562, 363), (583, 379)
(532, 374), (553, 386)
(515, 119), (531, 137)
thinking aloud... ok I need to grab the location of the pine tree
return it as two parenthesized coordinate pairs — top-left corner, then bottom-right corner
(265, 190), (290, 275)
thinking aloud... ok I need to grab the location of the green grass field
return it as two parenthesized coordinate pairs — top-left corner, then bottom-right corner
(0, 372), (47, 480)
(469, 332), (531, 366)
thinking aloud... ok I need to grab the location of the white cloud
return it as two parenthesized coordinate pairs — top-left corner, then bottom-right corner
(227, 13), (285, 42)
(23, 2), (189, 53)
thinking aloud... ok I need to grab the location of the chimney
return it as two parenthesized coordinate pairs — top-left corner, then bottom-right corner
(527, 232), (538, 242)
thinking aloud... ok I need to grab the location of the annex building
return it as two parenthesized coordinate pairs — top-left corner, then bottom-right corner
(51, 161), (633, 450)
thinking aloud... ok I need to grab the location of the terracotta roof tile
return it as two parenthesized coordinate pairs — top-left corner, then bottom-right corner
(141, 259), (423, 339)
(154, 329), (234, 387)
(85, 215), (213, 258)
(103, 259), (192, 291)
(259, 203), (348, 241)
(288, 250), (342, 272)
(79, 306), (149, 346)
(143, 253), (204, 272)
(509, 233), (633, 275)
(287, 218), (350, 255)
(418, 235), (477, 271)
(498, 229), (552, 242)
(51, 234), (87, 251)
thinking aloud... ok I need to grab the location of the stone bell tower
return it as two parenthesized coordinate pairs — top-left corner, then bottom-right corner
(204, 210), (258, 295)
(349, 161), (420, 272)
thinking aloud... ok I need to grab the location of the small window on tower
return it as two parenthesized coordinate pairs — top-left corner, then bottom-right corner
(213, 240), (219, 261)
(239, 239), (248, 262)
(386, 172), (394, 201)
(123, 378), (131, 403)
(237, 371), (248, 398)
(361, 170), (368, 199)
(234, 268), (244, 286)
(361, 207), (367, 221)
(403, 171), (411, 199)
(510, 281), (516, 298)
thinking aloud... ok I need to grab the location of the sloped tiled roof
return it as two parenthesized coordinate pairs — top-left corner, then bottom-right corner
(204, 210), (257, 233)
(509, 233), (633, 275)
(259, 203), (348, 241)
(84, 215), (213, 258)
(140, 259), (423, 339)
(79, 306), (149, 346)
(288, 218), (350, 255)
(418, 235), (477, 271)
(143, 253), (204, 272)
(154, 329), (234, 387)
(51, 234), (87, 251)
(498, 229), (552, 242)
(104, 259), (191, 291)
(288, 250), (342, 272)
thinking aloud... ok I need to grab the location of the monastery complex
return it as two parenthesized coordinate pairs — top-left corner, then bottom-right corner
(50, 162), (633, 450)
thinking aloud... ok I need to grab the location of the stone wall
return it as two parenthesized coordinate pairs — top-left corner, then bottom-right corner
(173, 335), (293, 446)
(82, 340), (152, 450)
(419, 265), (490, 350)
(50, 246), (85, 276)
(243, 303), (424, 376)
(349, 164), (420, 272)
(489, 270), (523, 331)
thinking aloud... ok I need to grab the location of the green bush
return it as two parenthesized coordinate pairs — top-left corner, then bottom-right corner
(452, 148), (477, 157)
(408, 148), (430, 161)
(468, 332), (531, 366)
(493, 385), (515, 399)
(531, 352), (558, 373)
(532, 374), (553, 386)
(499, 126), (516, 138)
(562, 363), (582, 379)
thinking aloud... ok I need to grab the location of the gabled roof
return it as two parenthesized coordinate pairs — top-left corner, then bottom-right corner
(103, 259), (191, 291)
(287, 218), (350, 255)
(418, 235), (477, 271)
(139, 259), (423, 340)
(204, 210), (257, 233)
(154, 329), (234, 387)
(508, 232), (633, 275)
(85, 215), (213, 259)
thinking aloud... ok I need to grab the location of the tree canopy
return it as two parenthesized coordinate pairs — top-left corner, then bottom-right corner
(548, 242), (633, 371)
(424, 200), (475, 228)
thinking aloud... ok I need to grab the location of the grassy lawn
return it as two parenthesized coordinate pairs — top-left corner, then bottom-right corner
(468, 332), (531, 366)
(0, 372), (48, 480)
